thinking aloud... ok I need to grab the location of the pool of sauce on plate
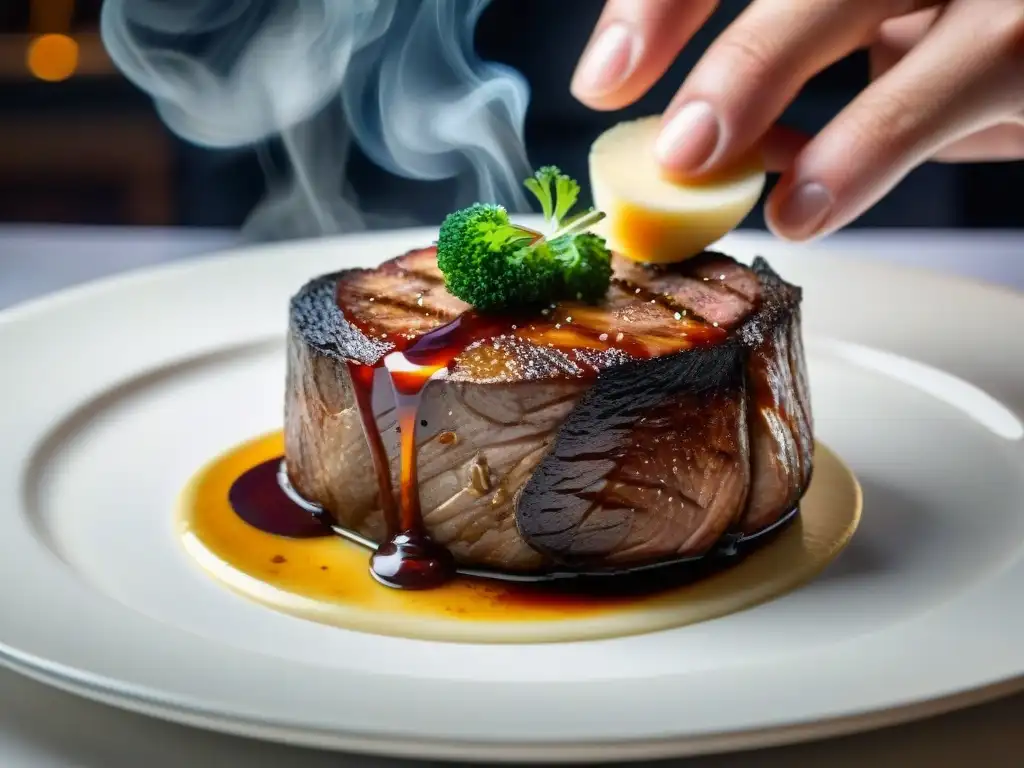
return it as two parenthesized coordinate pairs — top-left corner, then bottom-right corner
(202, 430), (798, 621)
(335, 284), (730, 590)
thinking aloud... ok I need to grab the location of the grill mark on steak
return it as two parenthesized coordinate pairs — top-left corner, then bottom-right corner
(612, 256), (757, 330)
(698, 275), (758, 305)
(395, 245), (446, 278)
(686, 253), (762, 303)
(345, 292), (450, 321)
(610, 276), (716, 326)
(335, 263), (468, 338)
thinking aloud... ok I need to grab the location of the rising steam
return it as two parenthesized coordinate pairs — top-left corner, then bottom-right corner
(100, 0), (532, 239)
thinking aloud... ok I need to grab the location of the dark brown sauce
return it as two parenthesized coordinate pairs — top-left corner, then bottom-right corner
(345, 361), (399, 535)
(227, 458), (331, 539)
(367, 356), (456, 589)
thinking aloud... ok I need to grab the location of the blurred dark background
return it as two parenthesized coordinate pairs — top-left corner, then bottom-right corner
(1, 0), (1021, 231)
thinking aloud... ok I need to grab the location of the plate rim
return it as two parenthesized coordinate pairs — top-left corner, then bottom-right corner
(2, 647), (1022, 763)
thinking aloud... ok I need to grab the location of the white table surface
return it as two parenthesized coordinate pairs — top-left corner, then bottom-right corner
(1, 224), (1022, 768)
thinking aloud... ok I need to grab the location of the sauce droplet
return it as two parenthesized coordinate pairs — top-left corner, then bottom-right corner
(369, 532), (456, 590)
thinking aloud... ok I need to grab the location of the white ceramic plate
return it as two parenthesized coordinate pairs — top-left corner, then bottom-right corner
(0, 224), (1022, 763)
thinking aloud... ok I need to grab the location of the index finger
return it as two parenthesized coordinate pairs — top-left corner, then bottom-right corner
(571, 0), (718, 111)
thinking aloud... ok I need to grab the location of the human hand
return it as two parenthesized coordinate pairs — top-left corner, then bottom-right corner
(570, 0), (1024, 241)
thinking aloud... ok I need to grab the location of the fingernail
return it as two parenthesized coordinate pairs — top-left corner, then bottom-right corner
(770, 182), (833, 240)
(654, 101), (722, 173)
(571, 22), (638, 99)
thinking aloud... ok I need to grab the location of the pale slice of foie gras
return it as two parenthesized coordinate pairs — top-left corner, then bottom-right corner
(589, 115), (766, 264)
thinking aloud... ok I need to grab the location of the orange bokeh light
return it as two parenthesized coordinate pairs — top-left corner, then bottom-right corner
(26, 34), (79, 82)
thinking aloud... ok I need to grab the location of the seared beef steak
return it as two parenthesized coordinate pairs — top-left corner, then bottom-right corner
(285, 247), (812, 574)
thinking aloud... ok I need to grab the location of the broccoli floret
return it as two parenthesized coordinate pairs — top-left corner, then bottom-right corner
(435, 168), (613, 311)
(436, 202), (557, 310)
(552, 232), (614, 303)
